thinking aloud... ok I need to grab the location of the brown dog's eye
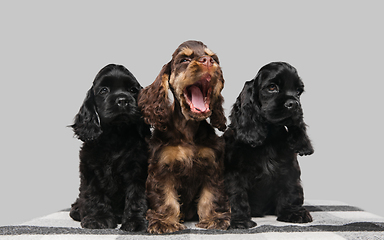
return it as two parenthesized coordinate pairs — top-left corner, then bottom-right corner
(268, 84), (279, 92)
(212, 55), (219, 64)
(180, 58), (191, 63)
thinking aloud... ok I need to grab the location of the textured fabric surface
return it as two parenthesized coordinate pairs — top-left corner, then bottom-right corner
(1, 200), (384, 239)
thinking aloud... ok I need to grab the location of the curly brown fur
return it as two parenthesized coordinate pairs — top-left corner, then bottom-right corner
(69, 64), (150, 232)
(138, 40), (230, 234)
(224, 62), (314, 229)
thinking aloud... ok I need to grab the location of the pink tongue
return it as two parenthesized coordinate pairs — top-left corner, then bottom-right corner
(190, 86), (207, 111)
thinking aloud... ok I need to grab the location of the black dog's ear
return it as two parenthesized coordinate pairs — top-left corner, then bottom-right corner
(71, 88), (102, 142)
(287, 122), (314, 156)
(229, 80), (268, 147)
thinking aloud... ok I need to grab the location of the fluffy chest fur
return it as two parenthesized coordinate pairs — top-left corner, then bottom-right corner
(148, 119), (222, 182)
(79, 126), (148, 191)
(226, 127), (300, 182)
(146, 120), (225, 220)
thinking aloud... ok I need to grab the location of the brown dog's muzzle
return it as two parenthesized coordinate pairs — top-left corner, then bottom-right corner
(183, 55), (217, 115)
(184, 73), (211, 114)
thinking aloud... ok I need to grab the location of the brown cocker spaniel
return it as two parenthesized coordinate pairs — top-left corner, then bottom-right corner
(138, 40), (230, 234)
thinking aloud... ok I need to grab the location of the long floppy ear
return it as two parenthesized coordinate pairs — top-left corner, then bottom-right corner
(209, 75), (226, 132)
(229, 79), (268, 147)
(71, 88), (102, 142)
(138, 62), (172, 131)
(287, 120), (314, 156)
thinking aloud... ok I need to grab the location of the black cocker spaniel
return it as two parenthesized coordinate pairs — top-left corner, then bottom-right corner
(69, 64), (150, 231)
(224, 62), (314, 229)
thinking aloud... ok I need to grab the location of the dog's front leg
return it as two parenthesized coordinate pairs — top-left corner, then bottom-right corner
(275, 166), (312, 223)
(79, 194), (117, 229)
(225, 172), (257, 229)
(76, 173), (117, 229)
(195, 177), (231, 230)
(276, 197), (313, 223)
(146, 172), (186, 234)
(120, 180), (148, 232)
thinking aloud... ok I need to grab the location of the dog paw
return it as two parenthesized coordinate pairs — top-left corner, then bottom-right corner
(69, 208), (81, 222)
(277, 208), (313, 223)
(81, 216), (117, 229)
(196, 218), (230, 230)
(229, 219), (257, 229)
(69, 200), (81, 221)
(147, 220), (186, 234)
(120, 218), (147, 232)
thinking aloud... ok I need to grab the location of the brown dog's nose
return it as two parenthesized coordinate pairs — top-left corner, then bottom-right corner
(199, 56), (214, 68)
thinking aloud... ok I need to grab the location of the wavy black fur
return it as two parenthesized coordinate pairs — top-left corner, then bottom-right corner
(69, 64), (150, 232)
(224, 62), (314, 229)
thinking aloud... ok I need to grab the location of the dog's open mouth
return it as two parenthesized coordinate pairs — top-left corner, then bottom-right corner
(184, 75), (211, 114)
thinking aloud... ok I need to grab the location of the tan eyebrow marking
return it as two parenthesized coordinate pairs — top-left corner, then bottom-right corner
(204, 48), (215, 56)
(179, 47), (193, 57)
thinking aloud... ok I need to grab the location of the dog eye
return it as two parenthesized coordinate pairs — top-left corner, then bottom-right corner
(268, 84), (279, 92)
(180, 58), (191, 63)
(212, 56), (219, 64)
(297, 89), (304, 95)
(98, 87), (109, 95)
(130, 87), (138, 93)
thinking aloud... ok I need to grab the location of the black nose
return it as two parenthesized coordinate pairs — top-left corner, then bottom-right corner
(284, 99), (300, 110)
(116, 97), (128, 107)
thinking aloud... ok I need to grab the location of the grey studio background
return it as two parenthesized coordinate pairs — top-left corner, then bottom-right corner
(1, 1), (383, 226)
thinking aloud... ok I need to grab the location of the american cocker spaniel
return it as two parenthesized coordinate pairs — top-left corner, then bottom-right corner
(69, 64), (150, 231)
(138, 40), (230, 234)
(224, 62), (314, 229)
